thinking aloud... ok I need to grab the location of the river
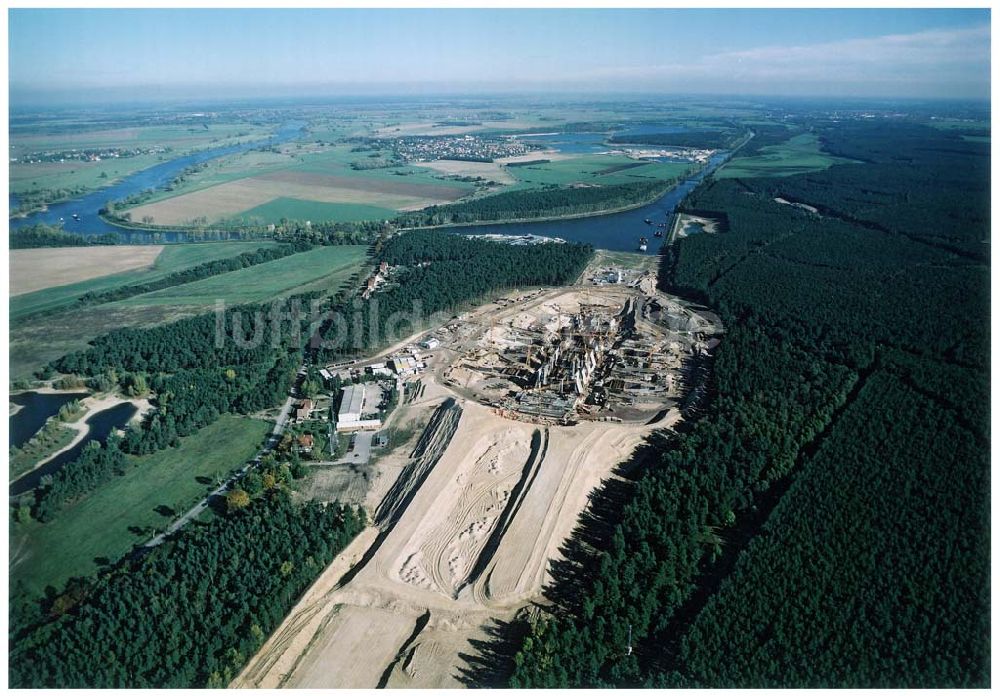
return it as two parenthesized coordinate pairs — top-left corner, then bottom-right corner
(9, 402), (138, 496)
(11, 123), (724, 252)
(10, 121), (306, 240)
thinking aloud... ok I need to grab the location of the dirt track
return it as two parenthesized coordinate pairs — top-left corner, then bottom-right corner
(235, 268), (711, 689)
(234, 375), (671, 688)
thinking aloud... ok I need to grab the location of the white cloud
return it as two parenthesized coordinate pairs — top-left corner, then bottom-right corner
(574, 24), (990, 97)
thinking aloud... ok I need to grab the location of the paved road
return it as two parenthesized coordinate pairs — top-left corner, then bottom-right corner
(142, 367), (305, 549)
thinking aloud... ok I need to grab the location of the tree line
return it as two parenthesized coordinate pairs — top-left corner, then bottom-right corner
(393, 181), (671, 227)
(314, 231), (593, 361)
(11, 223), (119, 249)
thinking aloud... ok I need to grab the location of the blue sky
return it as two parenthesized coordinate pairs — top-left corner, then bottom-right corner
(8, 8), (991, 102)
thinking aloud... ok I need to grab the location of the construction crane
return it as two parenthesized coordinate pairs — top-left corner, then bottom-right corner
(626, 624), (633, 656)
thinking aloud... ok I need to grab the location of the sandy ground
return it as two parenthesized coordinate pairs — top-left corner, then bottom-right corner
(235, 263), (712, 689)
(235, 376), (667, 689)
(675, 212), (721, 238)
(10, 246), (163, 296)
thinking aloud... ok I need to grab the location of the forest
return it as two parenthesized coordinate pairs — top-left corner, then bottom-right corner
(507, 120), (989, 687)
(314, 231), (593, 361)
(393, 180), (670, 227)
(10, 492), (365, 688)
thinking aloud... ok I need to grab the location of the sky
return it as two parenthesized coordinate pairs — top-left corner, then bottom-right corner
(7, 8), (991, 104)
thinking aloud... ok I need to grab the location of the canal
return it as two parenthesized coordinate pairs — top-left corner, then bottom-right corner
(446, 150), (730, 253)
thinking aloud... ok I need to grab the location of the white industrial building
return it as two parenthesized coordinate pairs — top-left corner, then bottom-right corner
(336, 384), (381, 432)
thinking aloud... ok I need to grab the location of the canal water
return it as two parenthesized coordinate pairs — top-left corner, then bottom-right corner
(10, 401), (138, 496)
(10, 121), (306, 239)
(9, 391), (88, 448)
(447, 150), (729, 253)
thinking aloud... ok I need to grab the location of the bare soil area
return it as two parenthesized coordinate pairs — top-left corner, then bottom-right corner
(10, 246), (163, 296)
(235, 263), (720, 689)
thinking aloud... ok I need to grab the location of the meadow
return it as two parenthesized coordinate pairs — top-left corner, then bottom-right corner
(506, 154), (693, 187)
(10, 415), (270, 599)
(234, 198), (398, 223)
(10, 241), (280, 320)
(10, 243), (370, 378)
(112, 244), (369, 307)
(716, 133), (856, 178)
(10, 122), (274, 204)
(122, 145), (473, 225)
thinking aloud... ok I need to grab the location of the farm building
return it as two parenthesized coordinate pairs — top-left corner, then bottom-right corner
(295, 399), (314, 421)
(296, 433), (314, 453)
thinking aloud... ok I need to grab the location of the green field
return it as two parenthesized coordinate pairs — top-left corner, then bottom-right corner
(10, 415), (271, 599)
(11, 241), (281, 320)
(716, 133), (856, 178)
(233, 197), (398, 224)
(10, 152), (172, 197)
(508, 155), (692, 187)
(114, 244), (370, 307)
(10, 123), (275, 204)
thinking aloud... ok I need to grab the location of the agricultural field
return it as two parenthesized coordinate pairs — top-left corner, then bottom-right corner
(111, 244), (369, 308)
(505, 154), (693, 187)
(716, 132), (856, 178)
(120, 143), (476, 225)
(235, 198), (398, 223)
(9, 415), (271, 599)
(10, 122), (275, 204)
(10, 246), (165, 297)
(10, 241), (280, 320)
(10, 243), (368, 378)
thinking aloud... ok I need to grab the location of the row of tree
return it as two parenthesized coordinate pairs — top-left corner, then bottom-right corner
(10, 223), (119, 248)
(393, 181), (671, 227)
(74, 242), (311, 308)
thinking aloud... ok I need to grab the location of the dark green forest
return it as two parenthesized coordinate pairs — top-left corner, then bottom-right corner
(10, 493), (365, 688)
(508, 120), (989, 687)
(314, 231), (593, 361)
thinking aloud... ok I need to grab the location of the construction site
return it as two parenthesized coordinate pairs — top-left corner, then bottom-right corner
(234, 253), (723, 689)
(438, 268), (719, 425)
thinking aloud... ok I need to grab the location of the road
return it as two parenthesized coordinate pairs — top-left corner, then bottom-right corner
(142, 367), (305, 549)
